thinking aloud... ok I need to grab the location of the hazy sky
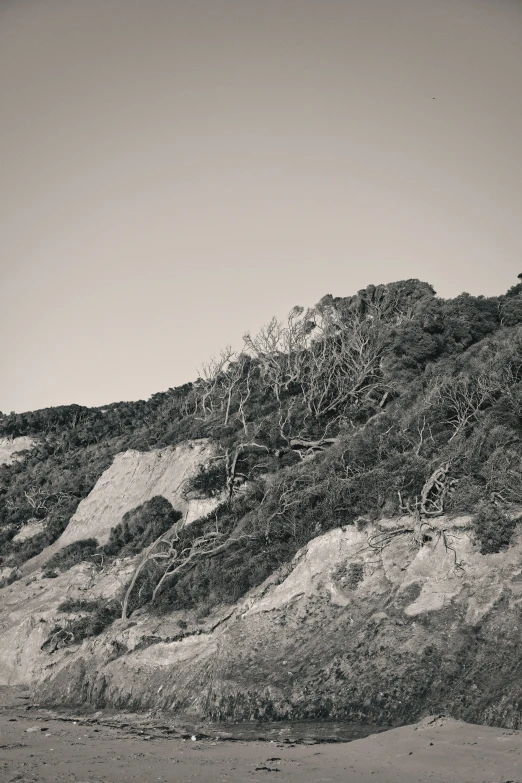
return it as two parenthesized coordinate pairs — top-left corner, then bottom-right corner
(2, 0), (522, 413)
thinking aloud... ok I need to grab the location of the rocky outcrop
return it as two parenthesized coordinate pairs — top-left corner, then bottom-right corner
(5, 512), (522, 729)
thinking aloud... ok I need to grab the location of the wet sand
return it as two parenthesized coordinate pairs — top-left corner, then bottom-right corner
(1, 688), (521, 783)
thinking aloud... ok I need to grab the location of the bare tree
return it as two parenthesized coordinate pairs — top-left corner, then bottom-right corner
(223, 439), (272, 501)
(243, 317), (288, 403)
(193, 348), (257, 430)
(259, 472), (312, 540)
(296, 302), (391, 418)
(220, 354), (255, 428)
(121, 518), (255, 619)
(483, 448), (522, 506)
(193, 346), (236, 418)
(434, 373), (503, 441)
(6, 488), (72, 519)
(243, 307), (313, 402)
(244, 299), (391, 422)
(396, 462), (458, 549)
(236, 359), (255, 434)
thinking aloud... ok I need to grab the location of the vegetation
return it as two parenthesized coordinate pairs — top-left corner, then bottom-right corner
(471, 502), (517, 555)
(43, 598), (121, 651)
(38, 497), (182, 579)
(104, 496), (182, 558)
(43, 538), (99, 576)
(3, 277), (522, 629)
(332, 561), (364, 589)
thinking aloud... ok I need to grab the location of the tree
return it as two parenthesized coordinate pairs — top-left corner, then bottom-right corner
(245, 298), (392, 422)
(121, 519), (254, 619)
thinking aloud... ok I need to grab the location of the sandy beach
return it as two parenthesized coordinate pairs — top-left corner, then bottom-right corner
(1, 688), (520, 783)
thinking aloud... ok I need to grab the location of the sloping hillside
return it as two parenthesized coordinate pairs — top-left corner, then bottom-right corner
(2, 277), (522, 727)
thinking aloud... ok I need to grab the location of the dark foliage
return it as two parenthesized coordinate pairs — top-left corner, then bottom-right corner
(46, 598), (121, 647)
(187, 462), (228, 498)
(332, 561), (364, 589)
(472, 503), (517, 555)
(43, 539), (99, 575)
(104, 496), (182, 557)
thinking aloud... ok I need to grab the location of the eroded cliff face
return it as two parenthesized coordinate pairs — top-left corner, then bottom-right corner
(21, 440), (217, 574)
(0, 439), (220, 683)
(0, 436), (35, 466)
(0, 559), (134, 685)
(5, 511), (522, 729)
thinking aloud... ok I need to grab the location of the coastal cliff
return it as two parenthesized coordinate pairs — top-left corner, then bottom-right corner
(3, 280), (522, 729)
(2, 505), (522, 728)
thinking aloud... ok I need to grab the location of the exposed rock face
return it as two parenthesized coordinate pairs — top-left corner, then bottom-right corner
(0, 560), (133, 685)
(12, 520), (47, 543)
(0, 436), (35, 466)
(5, 513), (521, 729)
(21, 440), (217, 574)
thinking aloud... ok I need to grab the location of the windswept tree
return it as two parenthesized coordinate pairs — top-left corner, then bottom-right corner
(245, 295), (392, 421)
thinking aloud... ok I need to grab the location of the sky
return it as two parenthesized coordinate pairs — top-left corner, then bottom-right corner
(1, 0), (522, 414)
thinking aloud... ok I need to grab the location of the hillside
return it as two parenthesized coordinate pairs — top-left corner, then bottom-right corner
(2, 278), (522, 727)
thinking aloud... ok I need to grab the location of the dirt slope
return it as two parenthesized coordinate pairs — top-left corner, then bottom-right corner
(21, 439), (217, 574)
(0, 436), (35, 465)
(3, 511), (522, 729)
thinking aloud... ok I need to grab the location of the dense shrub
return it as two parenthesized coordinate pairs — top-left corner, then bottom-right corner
(68, 599), (121, 640)
(187, 462), (228, 498)
(445, 477), (485, 515)
(45, 598), (121, 647)
(332, 561), (364, 589)
(472, 503), (517, 555)
(103, 496), (182, 557)
(43, 538), (99, 575)
(58, 598), (102, 613)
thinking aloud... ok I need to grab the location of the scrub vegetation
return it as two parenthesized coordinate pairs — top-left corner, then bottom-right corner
(3, 277), (522, 627)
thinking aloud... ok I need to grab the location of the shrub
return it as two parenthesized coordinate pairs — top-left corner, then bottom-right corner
(332, 561), (364, 589)
(58, 598), (102, 613)
(186, 461), (228, 498)
(10, 532), (52, 567)
(472, 502), (517, 554)
(43, 538), (99, 575)
(445, 477), (485, 515)
(68, 599), (121, 641)
(44, 598), (121, 648)
(104, 496), (182, 557)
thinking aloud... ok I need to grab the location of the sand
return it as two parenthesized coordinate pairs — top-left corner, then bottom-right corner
(21, 441), (220, 575)
(0, 438), (35, 467)
(1, 689), (520, 783)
